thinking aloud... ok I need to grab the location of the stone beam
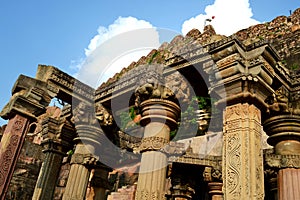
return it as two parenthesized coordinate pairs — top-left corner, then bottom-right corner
(36, 65), (95, 104)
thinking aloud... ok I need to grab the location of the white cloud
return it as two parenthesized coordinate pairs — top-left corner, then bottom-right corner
(84, 16), (154, 56)
(74, 17), (160, 87)
(182, 0), (260, 36)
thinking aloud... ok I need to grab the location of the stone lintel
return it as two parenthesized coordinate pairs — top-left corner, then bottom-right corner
(36, 64), (94, 104)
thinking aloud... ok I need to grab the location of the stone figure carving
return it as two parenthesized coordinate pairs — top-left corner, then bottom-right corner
(95, 103), (113, 126)
(265, 87), (290, 114)
(135, 64), (175, 106)
(71, 102), (98, 126)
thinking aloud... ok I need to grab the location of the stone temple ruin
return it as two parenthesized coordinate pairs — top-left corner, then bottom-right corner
(0, 8), (300, 200)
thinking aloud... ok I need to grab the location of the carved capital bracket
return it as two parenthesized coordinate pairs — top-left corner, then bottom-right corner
(1, 75), (52, 120)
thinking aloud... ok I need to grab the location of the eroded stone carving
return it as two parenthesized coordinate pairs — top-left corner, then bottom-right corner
(135, 65), (176, 106)
(95, 103), (113, 126)
(71, 102), (98, 126)
(265, 86), (290, 114)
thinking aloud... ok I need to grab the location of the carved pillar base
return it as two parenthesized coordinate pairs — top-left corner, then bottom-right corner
(135, 99), (180, 200)
(223, 103), (264, 200)
(278, 168), (300, 200)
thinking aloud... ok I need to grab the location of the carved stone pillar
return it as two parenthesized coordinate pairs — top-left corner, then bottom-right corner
(135, 99), (180, 200)
(208, 182), (223, 200)
(32, 139), (65, 200)
(62, 124), (101, 200)
(278, 168), (300, 200)
(0, 114), (30, 199)
(0, 75), (51, 200)
(223, 103), (264, 200)
(32, 116), (74, 200)
(264, 115), (300, 200)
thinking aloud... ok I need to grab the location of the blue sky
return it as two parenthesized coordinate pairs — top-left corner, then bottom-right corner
(0, 0), (299, 125)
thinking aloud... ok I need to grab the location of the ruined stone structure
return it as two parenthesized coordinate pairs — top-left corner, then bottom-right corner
(0, 8), (300, 200)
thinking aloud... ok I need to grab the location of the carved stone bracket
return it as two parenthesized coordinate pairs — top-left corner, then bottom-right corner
(71, 101), (98, 126)
(134, 64), (177, 107)
(203, 166), (223, 183)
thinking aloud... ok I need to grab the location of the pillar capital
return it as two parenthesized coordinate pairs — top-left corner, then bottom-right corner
(263, 115), (300, 155)
(1, 75), (51, 120)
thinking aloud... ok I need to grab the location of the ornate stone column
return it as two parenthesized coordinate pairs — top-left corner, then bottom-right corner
(0, 75), (51, 200)
(264, 114), (300, 200)
(133, 65), (181, 200)
(62, 125), (101, 200)
(87, 166), (112, 200)
(33, 139), (65, 200)
(32, 117), (74, 200)
(135, 99), (180, 200)
(62, 102), (112, 200)
(222, 103), (264, 200)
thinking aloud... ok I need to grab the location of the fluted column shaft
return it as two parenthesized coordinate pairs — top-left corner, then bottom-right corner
(32, 140), (65, 200)
(62, 142), (93, 200)
(62, 123), (103, 200)
(135, 99), (180, 200)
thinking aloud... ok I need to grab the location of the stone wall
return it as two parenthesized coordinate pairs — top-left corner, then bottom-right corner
(235, 8), (300, 69)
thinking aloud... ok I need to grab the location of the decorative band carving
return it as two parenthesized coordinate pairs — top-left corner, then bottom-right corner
(265, 153), (300, 168)
(134, 137), (169, 153)
(70, 153), (98, 166)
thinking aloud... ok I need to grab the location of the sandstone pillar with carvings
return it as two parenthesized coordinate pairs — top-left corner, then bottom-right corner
(135, 99), (180, 200)
(62, 102), (112, 200)
(222, 103), (264, 200)
(0, 75), (51, 200)
(62, 125), (101, 200)
(32, 116), (74, 200)
(264, 114), (300, 200)
(32, 139), (65, 200)
(133, 65), (182, 200)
